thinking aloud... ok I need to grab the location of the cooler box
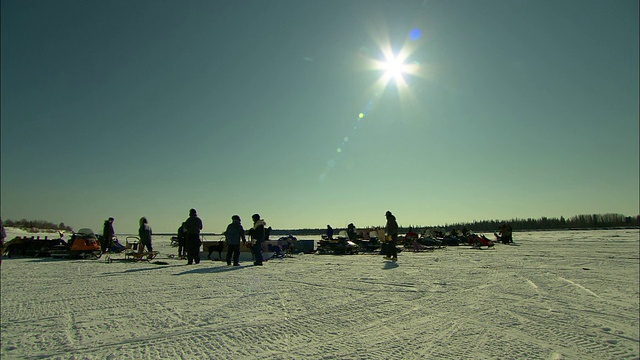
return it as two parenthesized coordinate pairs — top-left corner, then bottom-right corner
(295, 239), (315, 253)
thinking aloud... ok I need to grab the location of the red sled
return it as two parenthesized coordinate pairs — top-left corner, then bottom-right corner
(468, 234), (494, 248)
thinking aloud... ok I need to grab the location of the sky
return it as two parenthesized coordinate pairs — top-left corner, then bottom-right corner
(1, 0), (638, 234)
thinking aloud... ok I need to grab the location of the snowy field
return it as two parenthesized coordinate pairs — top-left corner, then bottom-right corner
(1, 228), (638, 360)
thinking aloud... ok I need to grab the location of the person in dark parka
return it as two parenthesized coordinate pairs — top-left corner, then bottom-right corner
(384, 211), (398, 261)
(326, 225), (334, 240)
(184, 209), (203, 265)
(138, 217), (153, 252)
(347, 223), (357, 241)
(101, 217), (115, 254)
(224, 215), (246, 266)
(177, 222), (187, 259)
(249, 213), (266, 266)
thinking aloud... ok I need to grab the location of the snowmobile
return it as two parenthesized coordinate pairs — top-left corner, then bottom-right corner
(51, 228), (102, 259)
(317, 235), (358, 255)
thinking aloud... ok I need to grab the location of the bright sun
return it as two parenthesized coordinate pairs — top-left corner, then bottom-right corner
(381, 54), (408, 82)
(370, 49), (419, 91)
(360, 20), (428, 111)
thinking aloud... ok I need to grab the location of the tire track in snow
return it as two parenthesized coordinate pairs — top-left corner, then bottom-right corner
(557, 276), (600, 298)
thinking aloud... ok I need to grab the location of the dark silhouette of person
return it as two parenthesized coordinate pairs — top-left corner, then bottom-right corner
(385, 211), (398, 261)
(249, 214), (266, 266)
(347, 223), (357, 241)
(138, 217), (153, 252)
(177, 222), (187, 259)
(101, 217), (115, 254)
(224, 215), (246, 266)
(326, 225), (334, 240)
(184, 209), (203, 265)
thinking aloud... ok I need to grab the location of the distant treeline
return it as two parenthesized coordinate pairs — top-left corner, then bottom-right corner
(437, 213), (639, 232)
(3, 213), (638, 236)
(271, 213), (639, 235)
(1, 218), (73, 232)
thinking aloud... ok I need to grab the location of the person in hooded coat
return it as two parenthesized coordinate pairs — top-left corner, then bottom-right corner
(224, 215), (246, 266)
(184, 209), (203, 265)
(177, 222), (187, 259)
(101, 217), (115, 254)
(385, 211), (398, 261)
(138, 217), (153, 252)
(347, 223), (357, 241)
(326, 225), (334, 240)
(249, 213), (266, 266)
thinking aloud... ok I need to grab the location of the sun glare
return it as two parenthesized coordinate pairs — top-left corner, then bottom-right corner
(355, 18), (430, 118)
(369, 47), (421, 94)
(365, 29), (424, 95)
(382, 53), (407, 82)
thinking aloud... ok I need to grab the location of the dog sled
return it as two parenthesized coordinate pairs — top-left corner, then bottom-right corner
(3, 234), (66, 258)
(405, 240), (437, 252)
(123, 236), (159, 261)
(468, 234), (495, 249)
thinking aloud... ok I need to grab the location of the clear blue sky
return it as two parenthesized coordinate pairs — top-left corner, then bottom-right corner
(2, 0), (638, 233)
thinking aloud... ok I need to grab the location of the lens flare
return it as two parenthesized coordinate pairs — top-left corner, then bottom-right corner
(319, 15), (430, 183)
(409, 28), (422, 41)
(381, 52), (411, 84)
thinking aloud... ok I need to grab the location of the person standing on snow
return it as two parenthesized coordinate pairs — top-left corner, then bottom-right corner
(177, 222), (187, 259)
(138, 217), (153, 252)
(224, 215), (246, 266)
(384, 211), (398, 261)
(184, 208), (203, 265)
(249, 213), (266, 266)
(326, 225), (334, 240)
(101, 217), (115, 254)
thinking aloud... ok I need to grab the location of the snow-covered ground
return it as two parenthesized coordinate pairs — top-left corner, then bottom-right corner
(1, 228), (638, 359)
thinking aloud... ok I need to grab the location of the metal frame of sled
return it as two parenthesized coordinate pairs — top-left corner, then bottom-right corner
(124, 236), (159, 261)
(405, 240), (437, 252)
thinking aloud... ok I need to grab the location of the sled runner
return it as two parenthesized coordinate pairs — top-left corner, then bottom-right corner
(406, 240), (436, 252)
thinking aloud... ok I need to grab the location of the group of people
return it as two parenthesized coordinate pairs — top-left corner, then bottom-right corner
(100, 209), (402, 264)
(325, 210), (400, 262)
(219, 213), (267, 266)
(101, 216), (154, 255)
(495, 223), (513, 244)
(102, 209), (269, 267)
(174, 210), (268, 266)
